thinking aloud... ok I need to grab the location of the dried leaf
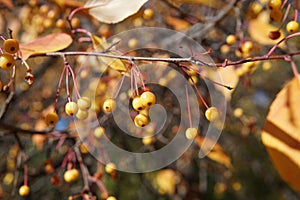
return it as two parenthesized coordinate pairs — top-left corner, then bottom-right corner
(165, 16), (190, 31)
(262, 77), (300, 193)
(20, 33), (73, 60)
(248, 11), (285, 48)
(85, 0), (149, 24)
(0, 0), (14, 9)
(90, 34), (127, 72)
(195, 136), (232, 168)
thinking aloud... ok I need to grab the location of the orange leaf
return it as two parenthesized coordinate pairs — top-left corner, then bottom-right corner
(262, 77), (300, 193)
(0, 0), (14, 9)
(165, 16), (190, 31)
(195, 136), (232, 168)
(20, 33), (73, 60)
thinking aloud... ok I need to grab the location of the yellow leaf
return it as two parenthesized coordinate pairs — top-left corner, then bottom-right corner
(153, 169), (180, 195)
(20, 33), (73, 60)
(248, 11), (286, 48)
(216, 65), (239, 101)
(195, 136), (232, 168)
(262, 77), (300, 193)
(91, 34), (127, 72)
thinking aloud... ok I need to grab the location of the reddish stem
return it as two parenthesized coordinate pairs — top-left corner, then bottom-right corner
(295, 0), (299, 21)
(278, 3), (291, 30)
(133, 63), (146, 90)
(56, 134), (67, 150)
(68, 4), (105, 22)
(24, 164), (28, 185)
(180, 66), (209, 109)
(0, 35), (5, 41)
(113, 72), (127, 99)
(73, 28), (93, 37)
(290, 59), (300, 82)
(267, 32), (300, 57)
(113, 64), (130, 99)
(130, 67), (134, 98)
(66, 64), (81, 99)
(66, 67), (71, 102)
(54, 65), (66, 112)
(90, 176), (109, 197)
(133, 69), (139, 96)
(75, 146), (90, 191)
(192, 82), (209, 109)
(281, 0), (288, 8)
(185, 85), (193, 128)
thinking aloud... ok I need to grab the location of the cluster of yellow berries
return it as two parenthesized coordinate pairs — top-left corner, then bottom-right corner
(28, 2), (80, 31)
(0, 39), (19, 70)
(237, 41), (254, 58)
(45, 96), (92, 126)
(236, 61), (257, 77)
(220, 34), (237, 55)
(268, 0), (299, 34)
(221, 34), (255, 58)
(101, 90), (157, 128)
(132, 91), (156, 127)
(65, 97), (92, 120)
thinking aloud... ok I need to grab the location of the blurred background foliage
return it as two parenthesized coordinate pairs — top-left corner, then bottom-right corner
(0, 0), (300, 199)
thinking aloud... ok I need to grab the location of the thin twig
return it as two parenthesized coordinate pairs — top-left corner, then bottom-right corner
(185, 84), (192, 128)
(46, 49), (300, 68)
(74, 144), (91, 192)
(47, 51), (194, 63)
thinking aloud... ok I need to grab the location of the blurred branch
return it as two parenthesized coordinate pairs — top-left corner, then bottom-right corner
(0, 121), (50, 135)
(185, 0), (237, 39)
(0, 90), (14, 119)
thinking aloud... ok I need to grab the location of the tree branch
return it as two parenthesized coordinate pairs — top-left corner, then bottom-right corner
(46, 50), (300, 68)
